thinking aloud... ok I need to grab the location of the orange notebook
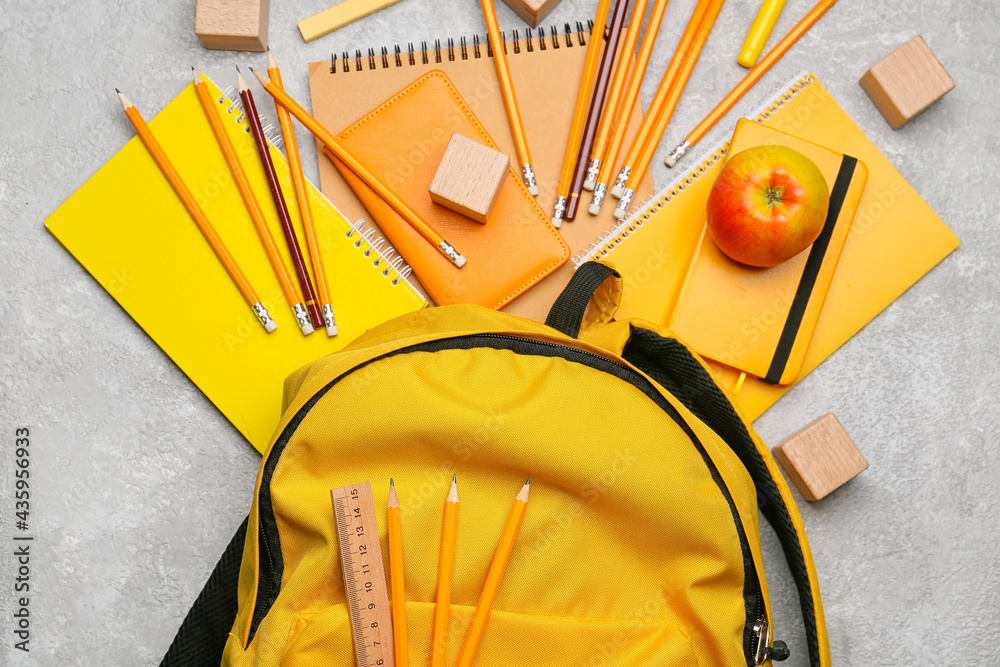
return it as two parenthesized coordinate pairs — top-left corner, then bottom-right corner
(669, 120), (869, 385)
(327, 70), (569, 309)
(307, 26), (654, 319)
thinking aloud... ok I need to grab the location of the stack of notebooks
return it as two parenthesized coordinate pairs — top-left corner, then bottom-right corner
(46, 76), (428, 453)
(573, 71), (960, 419)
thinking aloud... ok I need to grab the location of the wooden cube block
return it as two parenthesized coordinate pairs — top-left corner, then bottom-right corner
(773, 413), (868, 501)
(859, 36), (955, 130)
(429, 133), (509, 224)
(499, 0), (564, 27)
(196, 0), (270, 52)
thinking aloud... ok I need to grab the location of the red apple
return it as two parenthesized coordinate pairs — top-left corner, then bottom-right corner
(706, 145), (829, 268)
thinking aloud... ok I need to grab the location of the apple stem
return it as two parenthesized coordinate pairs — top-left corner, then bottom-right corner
(764, 186), (785, 206)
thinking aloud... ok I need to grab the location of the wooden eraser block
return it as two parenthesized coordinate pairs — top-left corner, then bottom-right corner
(773, 413), (868, 501)
(429, 133), (509, 224)
(196, 0), (270, 52)
(859, 36), (954, 130)
(500, 0), (564, 27)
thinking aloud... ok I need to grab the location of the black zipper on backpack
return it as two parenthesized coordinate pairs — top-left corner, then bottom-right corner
(248, 333), (765, 665)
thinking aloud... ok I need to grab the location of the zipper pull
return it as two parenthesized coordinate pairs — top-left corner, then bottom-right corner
(753, 617), (790, 664)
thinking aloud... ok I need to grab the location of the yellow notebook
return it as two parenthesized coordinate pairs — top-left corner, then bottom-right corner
(574, 71), (960, 420)
(46, 76), (428, 453)
(670, 119), (869, 386)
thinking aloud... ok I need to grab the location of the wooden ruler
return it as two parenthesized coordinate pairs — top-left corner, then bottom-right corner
(331, 482), (396, 667)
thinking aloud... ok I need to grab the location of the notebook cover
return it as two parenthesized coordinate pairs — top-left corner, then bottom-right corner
(45, 76), (428, 453)
(329, 70), (569, 309)
(306, 27), (655, 319)
(573, 72), (960, 420)
(669, 119), (869, 385)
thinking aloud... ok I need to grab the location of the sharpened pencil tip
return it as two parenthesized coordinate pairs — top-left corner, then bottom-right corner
(250, 68), (268, 87)
(453, 474), (457, 483)
(236, 68), (250, 92)
(387, 479), (400, 508)
(517, 478), (531, 503)
(116, 89), (133, 112)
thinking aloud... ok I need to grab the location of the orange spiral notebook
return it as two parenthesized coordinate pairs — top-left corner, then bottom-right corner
(307, 25), (655, 320)
(327, 70), (570, 309)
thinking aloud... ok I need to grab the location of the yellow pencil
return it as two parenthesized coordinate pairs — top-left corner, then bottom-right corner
(480, 0), (538, 196)
(267, 49), (338, 337)
(738, 0), (787, 68)
(388, 480), (408, 667)
(191, 69), (313, 335)
(552, 0), (613, 226)
(614, 0), (726, 218)
(665, 0), (842, 167)
(431, 475), (459, 667)
(248, 67), (467, 268)
(588, 0), (672, 214)
(456, 478), (530, 667)
(607, 0), (715, 205)
(582, 0), (651, 193)
(116, 89), (276, 333)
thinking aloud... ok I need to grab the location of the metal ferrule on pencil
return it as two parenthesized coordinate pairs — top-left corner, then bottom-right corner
(666, 140), (691, 168)
(552, 196), (566, 227)
(438, 241), (465, 267)
(322, 304), (338, 337)
(583, 159), (601, 191)
(590, 183), (608, 213)
(292, 303), (314, 334)
(611, 166), (631, 199)
(614, 188), (635, 220)
(521, 164), (538, 196)
(253, 302), (278, 332)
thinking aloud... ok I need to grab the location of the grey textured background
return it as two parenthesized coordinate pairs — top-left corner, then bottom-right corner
(1, 0), (997, 664)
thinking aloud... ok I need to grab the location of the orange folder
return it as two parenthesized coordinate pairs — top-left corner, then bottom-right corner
(327, 71), (569, 309)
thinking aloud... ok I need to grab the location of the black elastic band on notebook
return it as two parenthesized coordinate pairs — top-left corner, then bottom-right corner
(764, 155), (858, 385)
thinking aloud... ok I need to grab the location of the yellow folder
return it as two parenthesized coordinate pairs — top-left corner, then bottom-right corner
(573, 71), (960, 420)
(46, 76), (428, 453)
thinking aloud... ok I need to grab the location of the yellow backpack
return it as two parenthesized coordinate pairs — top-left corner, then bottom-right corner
(160, 262), (829, 667)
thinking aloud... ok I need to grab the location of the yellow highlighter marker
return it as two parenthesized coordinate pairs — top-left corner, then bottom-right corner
(738, 0), (787, 68)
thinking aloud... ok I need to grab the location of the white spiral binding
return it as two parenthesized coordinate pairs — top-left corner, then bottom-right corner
(346, 220), (415, 285)
(572, 71), (816, 268)
(215, 83), (418, 291)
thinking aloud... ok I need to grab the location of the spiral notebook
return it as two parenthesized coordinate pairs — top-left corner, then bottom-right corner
(574, 71), (960, 420)
(46, 75), (428, 453)
(306, 24), (655, 321)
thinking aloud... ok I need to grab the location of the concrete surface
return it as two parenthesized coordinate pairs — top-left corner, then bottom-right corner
(0, 0), (997, 664)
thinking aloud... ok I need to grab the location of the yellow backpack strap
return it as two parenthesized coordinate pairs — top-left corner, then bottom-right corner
(621, 327), (830, 667)
(159, 515), (249, 667)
